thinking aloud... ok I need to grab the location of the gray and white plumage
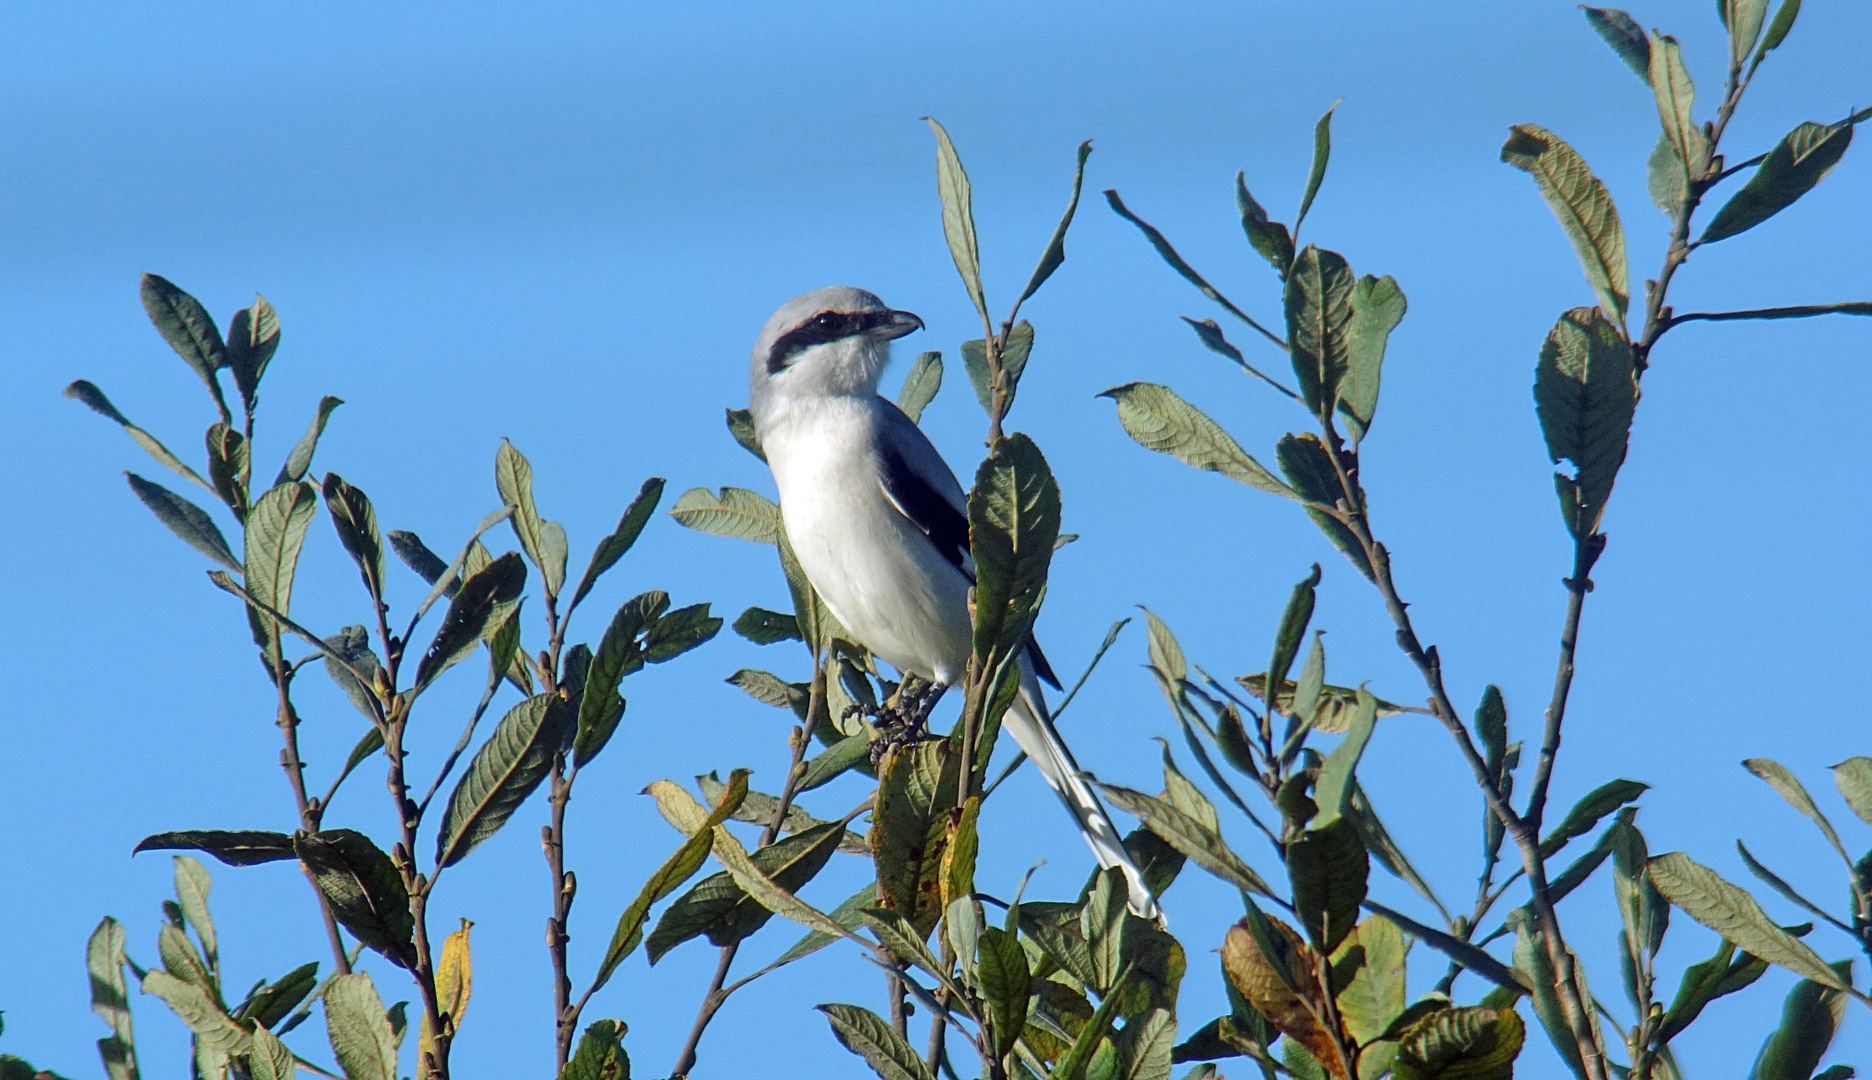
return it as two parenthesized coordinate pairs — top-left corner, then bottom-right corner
(748, 286), (1157, 917)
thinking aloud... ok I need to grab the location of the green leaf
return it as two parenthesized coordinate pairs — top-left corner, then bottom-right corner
(1098, 782), (1275, 899)
(1288, 818), (1367, 954)
(1104, 190), (1264, 331)
(1365, 900), (1530, 995)
(559, 1019), (630, 1080)
(1332, 916), (1408, 1048)
(435, 694), (571, 867)
(140, 970), (248, 1056)
(1267, 564), (1319, 699)
(1500, 125), (1629, 325)
(978, 925), (1033, 1059)
(1237, 173), (1296, 275)
(295, 830), (414, 968)
(321, 473), (385, 602)
(1081, 867), (1129, 993)
(1736, 841), (1855, 934)
(1309, 689), (1377, 830)
(232, 962), (320, 1029)
(1054, 965), (1134, 1080)
(645, 821), (845, 961)
(246, 1024), (296, 1080)
(871, 740), (963, 939)
(413, 552), (527, 694)
(589, 770), (748, 994)
(896, 351), (944, 424)
(1539, 778), (1648, 858)
(140, 274), (229, 415)
(858, 907), (944, 981)
(726, 407), (765, 462)
(1648, 134), (1690, 217)
(1018, 140), (1093, 307)
(322, 973), (397, 1080)
(1100, 383), (1293, 498)
(1339, 275), (1407, 442)
(925, 117), (987, 324)
(1648, 33), (1710, 179)
(125, 473), (240, 570)
(1831, 756), (1872, 826)
(1744, 757), (1853, 865)
(768, 882), (880, 971)
(134, 830), (295, 867)
(321, 625), (384, 722)
(275, 396), (343, 486)
(1658, 937), (1767, 1042)
(1583, 7), (1652, 82)
(1121, 1006), (1177, 1080)
(668, 486), (782, 544)
(1284, 246), (1357, 417)
(733, 608), (802, 646)
(643, 602), (722, 662)
(1725, 0), (1770, 69)
(65, 380), (213, 492)
(1513, 923), (1596, 1080)
(1295, 101), (1339, 233)
(1390, 1006), (1524, 1080)
(171, 856), (217, 972)
(205, 422), (248, 521)
(224, 295), (280, 414)
(243, 481), (317, 653)
(1703, 120), (1854, 243)
(800, 732), (872, 791)
(817, 1003), (936, 1080)
(494, 440), (566, 596)
(1647, 852), (1854, 992)
(1533, 306), (1637, 539)
(572, 589), (665, 762)
(1749, 960), (1853, 1080)
(968, 433), (1061, 666)
(87, 917), (139, 1080)
(1753, 0), (1802, 68)
(1275, 433), (1374, 580)
(961, 321), (1036, 416)
(568, 477), (664, 614)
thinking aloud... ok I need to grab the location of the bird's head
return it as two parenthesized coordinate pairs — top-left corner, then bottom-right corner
(748, 286), (923, 421)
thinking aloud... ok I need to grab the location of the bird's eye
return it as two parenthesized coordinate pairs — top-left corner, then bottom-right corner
(814, 312), (841, 330)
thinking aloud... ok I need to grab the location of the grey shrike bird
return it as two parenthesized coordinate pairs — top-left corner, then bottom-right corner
(747, 285), (1157, 918)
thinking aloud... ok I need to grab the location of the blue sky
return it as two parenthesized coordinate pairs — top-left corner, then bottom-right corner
(2, 1), (1868, 1076)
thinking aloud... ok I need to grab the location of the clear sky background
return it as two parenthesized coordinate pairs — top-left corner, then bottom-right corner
(2, 1), (1868, 1077)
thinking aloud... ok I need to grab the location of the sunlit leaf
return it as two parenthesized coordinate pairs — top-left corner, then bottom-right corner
(1501, 125), (1628, 325)
(1101, 382), (1293, 498)
(435, 694), (571, 868)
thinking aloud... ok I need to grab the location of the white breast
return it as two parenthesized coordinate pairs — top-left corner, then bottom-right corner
(761, 397), (973, 685)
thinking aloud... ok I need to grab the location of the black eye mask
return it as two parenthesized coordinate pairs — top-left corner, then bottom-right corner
(765, 309), (896, 374)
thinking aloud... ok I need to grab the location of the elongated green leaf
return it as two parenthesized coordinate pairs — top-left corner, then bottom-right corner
(1018, 140), (1093, 306)
(88, 917), (139, 1080)
(818, 1003), (935, 1080)
(1055, 964), (1134, 1080)
(205, 422), (248, 521)
(1736, 840), (1855, 934)
(977, 925), (1032, 1058)
(1340, 275), (1406, 441)
(1268, 565), (1319, 704)
(646, 819), (847, 959)
(126, 473), (240, 570)
(1648, 33), (1709, 179)
(1309, 689), (1376, 830)
(323, 973), (397, 1080)
(1513, 922), (1596, 1080)
(1105, 189), (1266, 331)
(141, 970), (249, 1055)
(961, 320), (1035, 416)
(1583, 7), (1651, 82)
(295, 830), (414, 968)
(800, 732), (872, 791)
(872, 740), (963, 939)
(413, 552), (527, 694)
(1749, 960), (1853, 1080)
(560, 1019), (629, 1080)
(1099, 782), (1275, 898)
(233, 962), (320, 1029)
(574, 590), (667, 764)
(1647, 852), (1853, 992)
(567, 477), (664, 614)
(643, 602), (721, 662)
(1726, 0), (1770, 69)
(274, 396), (343, 486)
(769, 882), (880, 970)
(969, 433), (1060, 664)
(1832, 755), (1872, 825)
(1534, 306), (1637, 539)
(436, 694), (570, 867)
(134, 830), (295, 867)
(1295, 101), (1339, 233)
(590, 771), (748, 993)
(858, 906), (944, 982)
(321, 473), (385, 601)
(1275, 433), (1374, 579)
(224, 294), (280, 413)
(1539, 778), (1648, 857)
(1288, 818), (1368, 954)
(1753, 0), (1802, 69)
(1285, 245), (1356, 417)
(244, 481), (317, 652)
(495, 440), (566, 595)
(1703, 120), (1854, 243)
(245, 1022), (296, 1080)
(896, 351), (944, 424)
(1647, 133), (1690, 217)
(171, 856), (217, 973)
(140, 274), (229, 413)
(668, 486), (781, 544)
(1101, 383), (1293, 498)
(725, 405), (765, 462)
(732, 608), (802, 647)
(1658, 937), (1767, 1042)
(66, 380), (213, 492)
(1744, 757), (1852, 864)
(1237, 173), (1296, 275)
(1365, 900), (1531, 994)
(1501, 125), (1629, 325)
(925, 117), (987, 323)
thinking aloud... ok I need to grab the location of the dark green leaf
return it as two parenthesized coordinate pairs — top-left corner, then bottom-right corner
(204, 422), (248, 521)
(1646, 852), (1852, 991)
(274, 396), (343, 487)
(800, 732), (872, 791)
(232, 961), (319, 1029)
(896, 352), (943, 424)
(140, 274), (229, 413)
(65, 379), (213, 492)
(1309, 689), (1376, 829)
(1749, 960), (1853, 1080)
(322, 973), (397, 1080)
(559, 1019), (630, 1080)
(1832, 755), (1872, 826)
(568, 477), (665, 614)
(435, 694), (571, 867)
(1288, 818), (1367, 954)
(322, 625), (384, 722)
(321, 473), (385, 602)
(1703, 121), (1854, 243)
(1658, 937), (1767, 1042)
(125, 473), (240, 570)
(1366, 900), (1531, 994)
(1105, 189), (1267, 331)
(1753, 0), (1802, 67)
(733, 607), (801, 646)
(1340, 275), (1407, 441)
(1017, 140), (1093, 306)
(1284, 246), (1356, 417)
(135, 830), (295, 867)
(387, 529), (450, 590)
(926, 117), (986, 324)
(1268, 564), (1320, 712)
(1101, 382), (1293, 498)
(1275, 433), (1373, 579)
(1501, 125), (1629, 325)
(1054, 964), (1134, 1080)
(295, 830), (414, 968)
(1099, 782), (1275, 898)
(817, 1003), (935, 1080)
(1295, 101), (1338, 233)
(1539, 778), (1648, 857)
(495, 439), (567, 596)
(224, 295), (280, 414)
(969, 433), (1059, 664)
(1390, 1006), (1524, 1080)
(414, 552), (527, 694)
(1533, 306), (1637, 539)
(1236, 172), (1294, 275)
(726, 407), (765, 462)
(644, 602), (723, 662)
(667, 486), (782, 544)
(1583, 7), (1652, 82)
(961, 320), (1035, 416)
(645, 821), (844, 961)
(1736, 840), (1855, 934)
(871, 740), (962, 939)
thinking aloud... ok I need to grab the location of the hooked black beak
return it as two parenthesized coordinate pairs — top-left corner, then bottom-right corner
(876, 309), (924, 341)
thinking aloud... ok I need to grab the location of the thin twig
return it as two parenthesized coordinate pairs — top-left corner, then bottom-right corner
(1661, 301), (1872, 329)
